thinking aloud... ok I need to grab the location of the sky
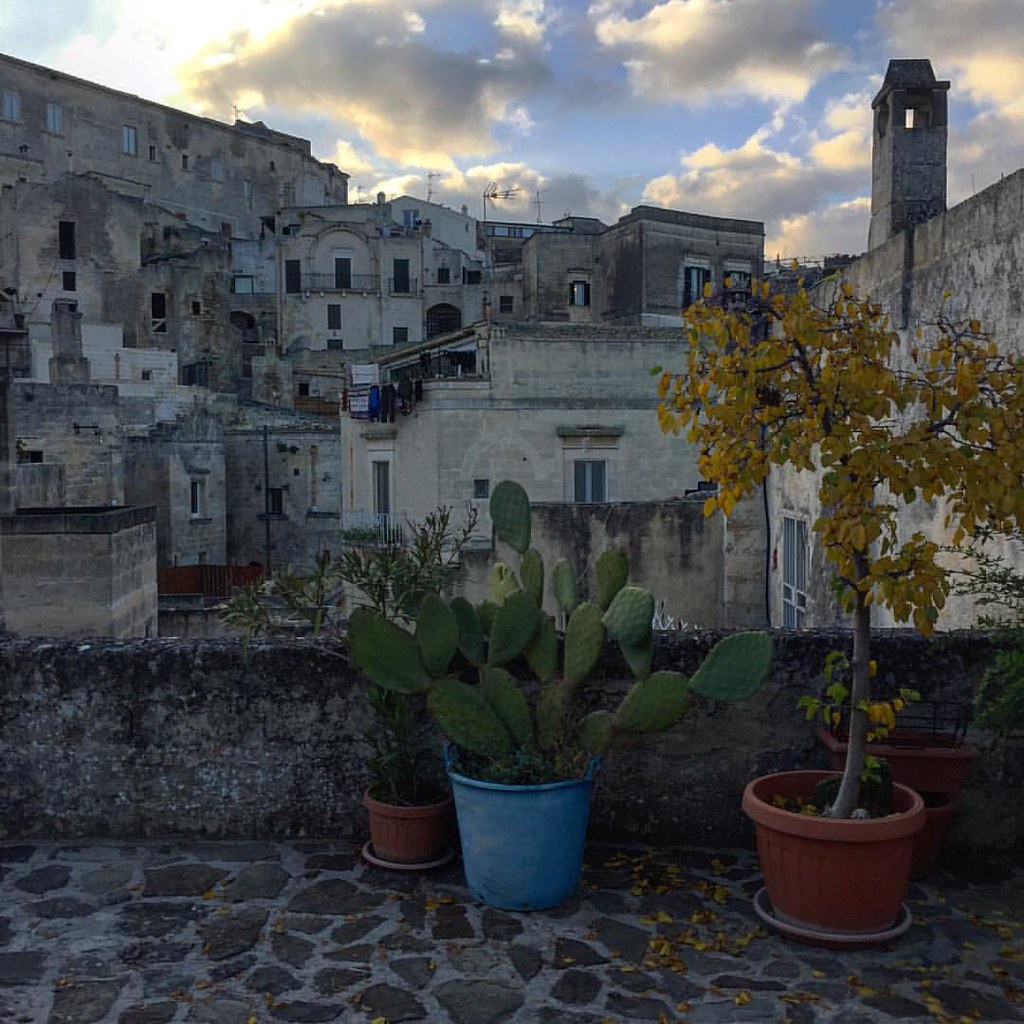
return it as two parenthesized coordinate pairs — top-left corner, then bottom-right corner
(3, 0), (1023, 260)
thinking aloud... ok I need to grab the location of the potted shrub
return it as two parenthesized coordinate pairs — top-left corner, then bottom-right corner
(348, 479), (774, 910)
(657, 282), (1024, 943)
(222, 506), (478, 868)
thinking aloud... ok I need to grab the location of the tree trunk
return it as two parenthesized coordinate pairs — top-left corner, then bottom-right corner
(829, 563), (872, 818)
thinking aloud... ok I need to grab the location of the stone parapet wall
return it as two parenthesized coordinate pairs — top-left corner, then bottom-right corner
(0, 631), (1019, 850)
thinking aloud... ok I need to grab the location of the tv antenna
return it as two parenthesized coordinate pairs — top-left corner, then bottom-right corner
(482, 181), (522, 223)
(534, 188), (547, 225)
(426, 172), (441, 203)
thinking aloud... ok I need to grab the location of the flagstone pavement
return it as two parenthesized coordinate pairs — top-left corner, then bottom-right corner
(0, 840), (1021, 1023)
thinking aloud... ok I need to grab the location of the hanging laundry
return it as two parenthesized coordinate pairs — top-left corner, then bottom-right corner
(368, 384), (381, 422)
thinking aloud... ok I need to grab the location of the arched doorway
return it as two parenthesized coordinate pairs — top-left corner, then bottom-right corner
(426, 303), (462, 338)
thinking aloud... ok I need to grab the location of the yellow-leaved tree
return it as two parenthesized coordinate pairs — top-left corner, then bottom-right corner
(657, 281), (1024, 817)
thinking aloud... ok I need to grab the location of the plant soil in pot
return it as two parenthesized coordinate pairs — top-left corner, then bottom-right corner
(363, 790), (454, 869)
(743, 770), (926, 946)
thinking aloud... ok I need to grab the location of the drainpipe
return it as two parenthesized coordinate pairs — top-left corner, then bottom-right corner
(263, 424), (272, 575)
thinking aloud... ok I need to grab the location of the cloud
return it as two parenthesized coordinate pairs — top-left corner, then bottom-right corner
(591, 0), (847, 108)
(0, 0), (118, 61)
(494, 0), (553, 47)
(877, 0), (1024, 110)
(809, 92), (873, 172)
(768, 197), (870, 261)
(179, 1), (553, 168)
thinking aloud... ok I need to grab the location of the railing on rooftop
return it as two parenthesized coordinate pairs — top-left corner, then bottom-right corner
(305, 273), (380, 293)
(340, 511), (407, 547)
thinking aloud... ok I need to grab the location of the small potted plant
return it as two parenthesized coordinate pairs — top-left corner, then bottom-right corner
(223, 505), (478, 869)
(348, 479), (774, 909)
(657, 281), (1024, 943)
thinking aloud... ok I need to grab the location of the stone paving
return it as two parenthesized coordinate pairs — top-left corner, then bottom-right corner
(0, 840), (1022, 1024)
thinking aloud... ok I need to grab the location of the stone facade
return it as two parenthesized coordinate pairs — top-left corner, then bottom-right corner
(0, 631), (1016, 853)
(773, 60), (1024, 631)
(0, 505), (157, 638)
(341, 321), (767, 627)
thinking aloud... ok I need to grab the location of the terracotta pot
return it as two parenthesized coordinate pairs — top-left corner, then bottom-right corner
(816, 727), (978, 796)
(363, 791), (453, 866)
(910, 791), (955, 880)
(743, 770), (926, 937)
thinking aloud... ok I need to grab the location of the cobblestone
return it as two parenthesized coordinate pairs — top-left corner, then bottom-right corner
(0, 841), (1020, 1022)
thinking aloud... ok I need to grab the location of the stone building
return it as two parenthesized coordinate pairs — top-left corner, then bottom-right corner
(770, 58), (1024, 630)
(338, 321), (767, 628)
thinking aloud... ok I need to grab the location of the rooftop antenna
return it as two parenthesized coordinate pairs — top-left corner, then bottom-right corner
(355, 183), (364, 202)
(534, 188), (547, 225)
(232, 102), (240, 122)
(426, 172), (441, 203)
(482, 181), (522, 223)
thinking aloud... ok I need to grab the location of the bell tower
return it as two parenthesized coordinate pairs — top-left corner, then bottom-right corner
(868, 59), (950, 251)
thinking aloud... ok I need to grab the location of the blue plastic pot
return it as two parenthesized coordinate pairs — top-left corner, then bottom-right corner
(446, 749), (599, 911)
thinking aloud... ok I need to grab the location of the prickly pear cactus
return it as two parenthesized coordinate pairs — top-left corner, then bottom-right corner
(346, 479), (774, 783)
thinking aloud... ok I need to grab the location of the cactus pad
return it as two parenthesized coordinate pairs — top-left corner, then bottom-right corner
(525, 615), (559, 683)
(415, 594), (458, 677)
(480, 667), (534, 749)
(602, 586), (655, 648)
(618, 636), (654, 680)
(577, 710), (614, 755)
(535, 681), (565, 749)
(487, 588), (541, 666)
(489, 563), (521, 604)
(476, 599), (499, 636)
(564, 602), (605, 688)
(552, 558), (578, 613)
(595, 548), (629, 610)
(427, 676), (516, 757)
(690, 631), (774, 701)
(490, 479), (532, 554)
(347, 607), (429, 694)
(613, 671), (691, 733)
(520, 548), (544, 606)
(449, 596), (485, 665)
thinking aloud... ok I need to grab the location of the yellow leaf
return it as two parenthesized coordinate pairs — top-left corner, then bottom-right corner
(734, 990), (753, 1005)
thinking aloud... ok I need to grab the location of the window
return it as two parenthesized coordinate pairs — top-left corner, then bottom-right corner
(573, 460), (607, 502)
(327, 338), (344, 352)
(682, 264), (710, 307)
(372, 461), (390, 517)
(569, 280), (591, 306)
(402, 209), (419, 228)
(190, 479), (206, 518)
(436, 266), (451, 285)
(45, 102), (62, 134)
(2, 90), (20, 121)
(242, 179), (252, 209)
(464, 269), (482, 285)
(327, 304), (341, 330)
(122, 124), (137, 156)
(141, 369), (152, 381)
(284, 260), (302, 294)
(148, 144), (157, 162)
(210, 159), (223, 181)
(151, 292), (167, 334)
(297, 382), (310, 397)
(334, 257), (352, 290)
(62, 271), (76, 292)
(499, 295), (514, 314)
(17, 449), (43, 464)
(191, 300), (202, 315)
(473, 478), (489, 499)
(782, 516), (809, 628)
(58, 221), (76, 260)
(392, 258), (410, 293)
(266, 487), (284, 516)
(233, 275), (255, 295)
(392, 326), (408, 345)
(181, 154), (189, 170)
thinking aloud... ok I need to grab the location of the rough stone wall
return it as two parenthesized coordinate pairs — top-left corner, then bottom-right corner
(0, 506), (156, 638)
(0, 631), (1017, 852)
(225, 415), (343, 571)
(459, 499), (766, 630)
(13, 382), (123, 505)
(0, 52), (345, 241)
(784, 167), (1024, 630)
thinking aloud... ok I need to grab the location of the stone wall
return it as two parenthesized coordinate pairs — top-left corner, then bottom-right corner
(0, 630), (1018, 853)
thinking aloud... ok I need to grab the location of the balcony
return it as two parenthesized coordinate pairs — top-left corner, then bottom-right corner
(340, 511), (407, 547)
(387, 277), (419, 295)
(305, 273), (380, 293)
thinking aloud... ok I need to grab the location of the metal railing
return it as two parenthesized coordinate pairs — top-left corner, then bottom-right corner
(387, 277), (418, 295)
(339, 511), (407, 547)
(305, 273), (380, 293)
